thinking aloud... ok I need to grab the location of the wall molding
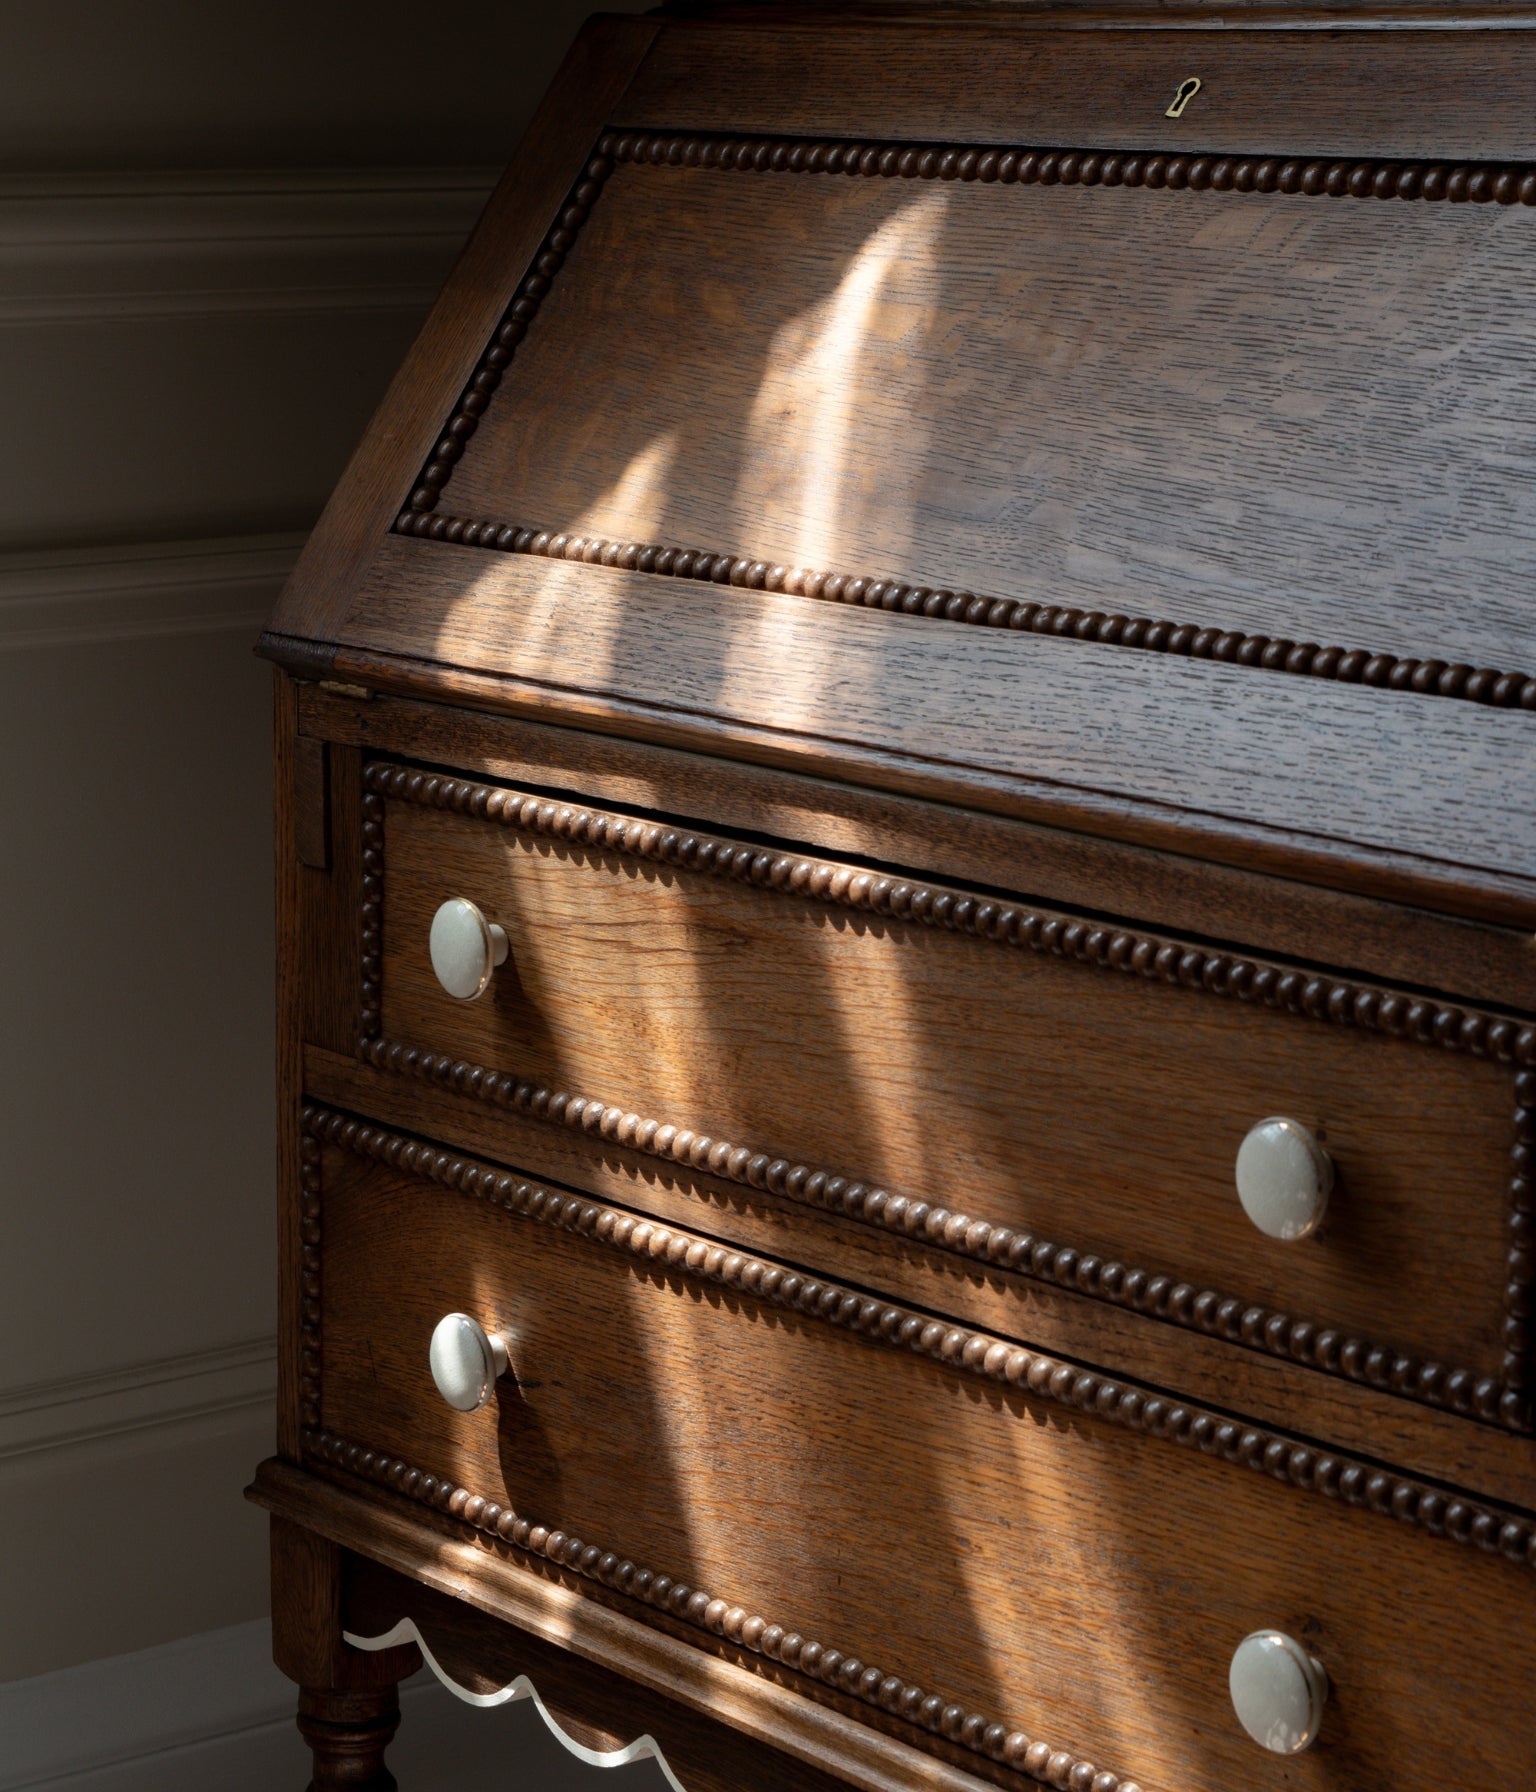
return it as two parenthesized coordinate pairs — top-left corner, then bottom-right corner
(0, 1619), (285, 1791)
(0, 532), (303, 650)
(0, 167), (496, 323)
(0, 1336), (276, 1463)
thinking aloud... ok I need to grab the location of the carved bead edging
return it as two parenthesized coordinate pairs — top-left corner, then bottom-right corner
(360, 764), (1532, 1063)
(360, 760), (1535, 1430)
(358, 1032), (1517, 1430)
(303, 1103), (1536, 1571)
(601, 130), (1536, 209)
(302, 1430), (1138, 1792)
(300, 1110), (1140, 1790)
(299, 1132), (323, 1432)
(361, 791), (384, 1041)
(1508, 1073), (1536, 1402)
(400, 129), (1536, 713)
(406, 151), (615, 516)
(391, 507), (1536, 719)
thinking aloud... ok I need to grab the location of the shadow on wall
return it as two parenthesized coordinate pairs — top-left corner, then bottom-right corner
(0, 0), (649, 1690)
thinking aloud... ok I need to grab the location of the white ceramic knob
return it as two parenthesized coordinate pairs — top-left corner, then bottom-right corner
(429, 897), (509, 1001)
(1234, 1117), (1333, 1241)
(1229, 1630), (1328, 1754)
(428, 1313), (511, 1412)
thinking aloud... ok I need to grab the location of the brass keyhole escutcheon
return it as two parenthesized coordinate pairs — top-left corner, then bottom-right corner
(1166, 75), (1202, 119)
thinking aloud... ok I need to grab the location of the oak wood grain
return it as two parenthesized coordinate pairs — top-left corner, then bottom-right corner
(274, 673), (304, 1460)
(268, 1515), (419, 1692)
(251, 1460), (1011, 1792)
(294, 736), (330, 873)
(332, 540), (1536, 928)
(311, 1143), (1536, 1792)
(343, 1560), (866, 1792)
(303, 1040), (1536, 1512)
(299, 683), (1536, 1011)
(657, 1), (1536, 17)
(376, 783), (1519, 1402)
(262, 13), (661, 648)
(446, 156), (1536, 681)
(299, 741), (364, 1061)
(261, 12), (1536, 1784)
(625, 21), (1536, 160)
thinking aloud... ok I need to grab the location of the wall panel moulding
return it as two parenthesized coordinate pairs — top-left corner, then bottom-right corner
(0, 534), (304, 651)
(0, 168), (497, 551)
(0, 168), (497, 322)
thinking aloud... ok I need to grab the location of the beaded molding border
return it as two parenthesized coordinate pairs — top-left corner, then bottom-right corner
(394, 133), (1536, 715)
(298, 1105), (1144, 1792)
(307, 1432), (1134, 1792)
(298, 1132), (323, 1434)
(394, 508), (1536, 717)
(360, 761), (1536, 1431)
(301, 1103), (1536, 1577)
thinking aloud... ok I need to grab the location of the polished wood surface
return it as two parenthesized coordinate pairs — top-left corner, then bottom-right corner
(374, 770), (1520, 1414)
(252, 1458), (1018, 1792)
(259, 12), (1536, 929)
(258, 6), (1536, 1784)
(331, 540), (1536, 928)
(305, 1040), (1536, 1511)
(268, 1516), (420, 1789)
(343, 1561), (863, 1792)
(263, 12), (660, 648)
(445, 153), (1536, 678)
(296, 1687), (402, 1792)
(307, 1131), (1536, 1792)
(622, 21), (1536, 161)
(301, 683), (1536, 1010)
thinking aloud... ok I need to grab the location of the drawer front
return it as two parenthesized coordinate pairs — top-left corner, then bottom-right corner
(301, 1107), (1536, 1792)
(362, 762), (1534, 1431)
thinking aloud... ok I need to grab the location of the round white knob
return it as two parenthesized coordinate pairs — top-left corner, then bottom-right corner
(1234, 1117), (1333, 1241)
(429, 897), (509, 1001)
(1229, 1630), (1328, 1754)
(428, 1313), (511, 1412)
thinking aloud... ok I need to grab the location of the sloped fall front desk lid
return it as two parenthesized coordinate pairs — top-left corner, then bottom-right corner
(260, 13), (1536, 929)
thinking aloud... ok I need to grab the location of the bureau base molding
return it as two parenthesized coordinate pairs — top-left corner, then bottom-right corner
(247, 1458), (1021, 1792)
(345, 1617), (691, 1787)
(306, 1428), (1140, 1792)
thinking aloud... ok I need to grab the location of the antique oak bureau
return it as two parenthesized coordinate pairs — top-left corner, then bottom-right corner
(250, 5), (1536, 1789)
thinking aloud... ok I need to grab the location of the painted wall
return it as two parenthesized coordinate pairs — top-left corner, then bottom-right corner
(0, 0), (643, 1685)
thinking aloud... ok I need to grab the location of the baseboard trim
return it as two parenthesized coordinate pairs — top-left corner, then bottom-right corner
(0, 1620), (452, 1792)
(0, 1337), (277, 1462)
(0, 1619), (286, 1790)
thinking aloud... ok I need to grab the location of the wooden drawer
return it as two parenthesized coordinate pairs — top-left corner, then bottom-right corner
(300, 1105), (1536, 1792)
(361, 761), (1534, 1435)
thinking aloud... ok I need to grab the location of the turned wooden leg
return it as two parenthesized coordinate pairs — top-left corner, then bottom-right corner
(267, 1519), (419, 1790)
(297, 1686), (402, 1791)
